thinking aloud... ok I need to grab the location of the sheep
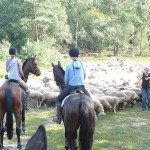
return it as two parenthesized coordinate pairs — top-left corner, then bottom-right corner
(92, 98), (106, 118)
(28, 89), (43, 108)
(27, 79), (44, 90)
(92, 95), (113, 113)
(43, 71), (54, 87)
(120, 90), (141, 107)
(40, 91), (60, 107)
(101, 96), (127, 113)
(105, 90), (129, 99)
(38, 86), (60, 94)
(127, 87), (142, 97)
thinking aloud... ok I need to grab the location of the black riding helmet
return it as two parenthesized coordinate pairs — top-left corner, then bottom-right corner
(9, 48), (17, 55)
(69, 48), (79, 57)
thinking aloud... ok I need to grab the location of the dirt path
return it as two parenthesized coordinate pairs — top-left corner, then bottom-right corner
(2, 132), (29, 150)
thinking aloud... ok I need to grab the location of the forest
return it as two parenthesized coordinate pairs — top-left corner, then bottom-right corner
(0, 0), (150, 64)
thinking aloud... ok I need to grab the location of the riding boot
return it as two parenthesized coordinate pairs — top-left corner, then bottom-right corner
(24, 91), (30, 110)
(52, 102), (61, 124)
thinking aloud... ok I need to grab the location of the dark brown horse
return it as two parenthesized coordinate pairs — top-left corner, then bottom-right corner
(0, 57), (41, 149)
(25, 124), (47, 150)
(52, 61), (95, 150)
(21, 57), (41, 132)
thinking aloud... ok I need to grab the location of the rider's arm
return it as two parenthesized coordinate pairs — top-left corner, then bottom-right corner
(6, 60), (8, 72)
(18, 59), (24, 79)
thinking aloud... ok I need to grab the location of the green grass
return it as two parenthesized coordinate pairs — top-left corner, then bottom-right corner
(3, 104), (147, 150)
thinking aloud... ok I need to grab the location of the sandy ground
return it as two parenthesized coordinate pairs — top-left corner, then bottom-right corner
(2, 132), (29, 150)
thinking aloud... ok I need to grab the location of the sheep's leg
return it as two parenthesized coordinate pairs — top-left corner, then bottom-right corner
(114, 104), (116, 113)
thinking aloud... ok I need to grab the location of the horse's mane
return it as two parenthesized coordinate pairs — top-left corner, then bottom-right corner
(58, 65), (65, 75)
(53, 65), (65, 82)
(52, 62), (66, 90)
(22, 57), (33, 68)
(22, 58), (32, 69)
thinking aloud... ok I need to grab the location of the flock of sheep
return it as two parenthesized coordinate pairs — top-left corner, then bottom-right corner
(23, 57), (148, 119)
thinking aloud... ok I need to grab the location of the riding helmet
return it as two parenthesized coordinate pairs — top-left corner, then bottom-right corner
(9, 48), (17, 55)
(69, 48), (79, 57)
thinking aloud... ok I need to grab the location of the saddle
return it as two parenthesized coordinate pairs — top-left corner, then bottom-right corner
(61, 86), (85, 107)
(8, 79), (19, 84)
(70, 86), (84, 94)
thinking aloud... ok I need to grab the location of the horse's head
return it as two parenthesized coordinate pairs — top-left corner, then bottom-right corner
(23, 56), (41, 80)
(51, 61), (66, 91)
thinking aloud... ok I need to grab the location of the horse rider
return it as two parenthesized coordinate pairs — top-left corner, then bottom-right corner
(138, 67), (150, 111)
(2, 48), (30, 109)
(53, 47), (90, 124)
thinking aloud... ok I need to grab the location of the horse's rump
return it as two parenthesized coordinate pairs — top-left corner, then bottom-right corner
(0, 83), (23, 122)
(0, 83), (23, 108)
(62, 93), (95, 134)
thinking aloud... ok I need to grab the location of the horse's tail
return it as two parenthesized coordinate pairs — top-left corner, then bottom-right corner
(5, 87), (13, 140)
(79, 98), (94, 150)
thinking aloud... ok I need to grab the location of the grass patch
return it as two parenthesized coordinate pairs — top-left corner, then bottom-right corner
(1, 104), (148, 150)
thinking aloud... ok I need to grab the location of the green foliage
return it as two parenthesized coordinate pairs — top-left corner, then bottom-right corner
(0, 0), (150, 56)
(0, 0), (28, 51)
(0, 40), (11, 60)
(20, 39), (63, 65)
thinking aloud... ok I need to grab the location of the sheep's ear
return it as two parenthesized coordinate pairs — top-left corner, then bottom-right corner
(58, 61), (61, 67)
(51, 62), (55, 68)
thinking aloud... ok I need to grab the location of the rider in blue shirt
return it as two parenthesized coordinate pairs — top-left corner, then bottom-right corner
(53, 48), (90, 124)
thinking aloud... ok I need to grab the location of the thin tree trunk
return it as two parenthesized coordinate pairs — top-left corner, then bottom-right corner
(75, 0), (78, 47)
(33, 5), (39, 42)
(139, 29), (143, 56)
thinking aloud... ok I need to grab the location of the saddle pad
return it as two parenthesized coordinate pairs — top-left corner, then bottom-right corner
(61, 93), (79, 107)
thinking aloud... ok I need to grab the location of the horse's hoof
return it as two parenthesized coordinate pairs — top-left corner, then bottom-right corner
(0, 144), (4, 149)
(17, 143), (22, 149)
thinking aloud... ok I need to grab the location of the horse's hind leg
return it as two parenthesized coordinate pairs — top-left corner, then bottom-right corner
(65, 130), (69, 150)
(0, 117), (4, 149)
(22, 107), (27, 134)
(73, 139), (78, 150)
(16, 117), (22, 149)
(65, 138), (69, 150)
(73, 132), (78, 150)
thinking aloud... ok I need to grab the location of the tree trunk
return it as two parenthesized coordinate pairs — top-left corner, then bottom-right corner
(75, 0), (79, 47)
(113, 45), (118, 56)
(139, 29), (143, 56)
(33, 5), (39, 42)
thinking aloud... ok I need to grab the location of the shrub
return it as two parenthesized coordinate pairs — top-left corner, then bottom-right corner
(0, 40), (11, 60)
(20, 40), (63, 68)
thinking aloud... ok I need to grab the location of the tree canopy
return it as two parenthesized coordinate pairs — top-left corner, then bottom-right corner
(0, 0), (149, 58)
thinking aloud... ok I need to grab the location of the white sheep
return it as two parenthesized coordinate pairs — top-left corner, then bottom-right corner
(40, 91), (59, 107)
(28, 89), (43, 108)
(101, 96), (127, 113)
(92, 98), (106, 118)
(92, 95), (113, 113)
(105, 90), (129, 100)
(120, 90), (140, 107)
